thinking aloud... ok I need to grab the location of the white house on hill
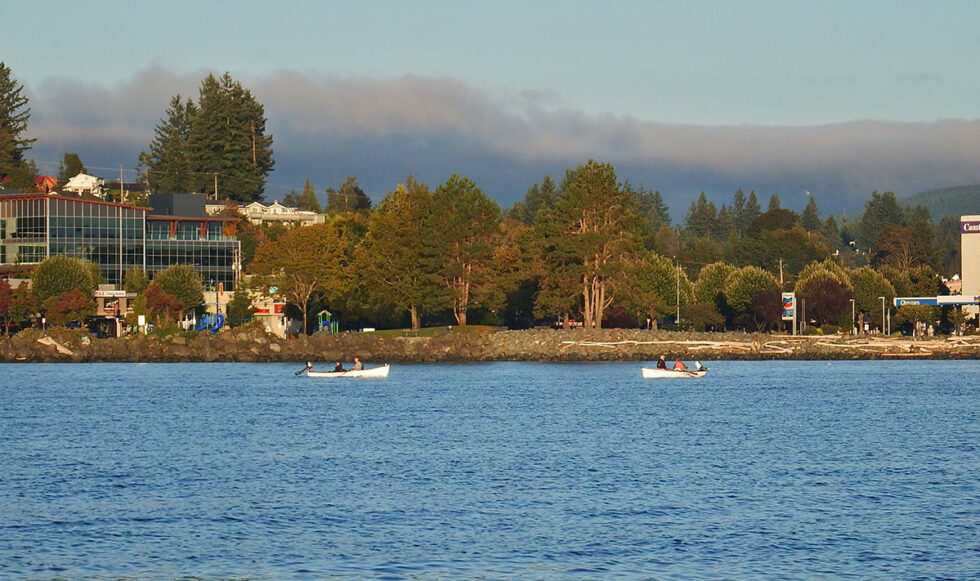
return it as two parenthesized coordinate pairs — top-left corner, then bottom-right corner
(63, 173), (105, 197)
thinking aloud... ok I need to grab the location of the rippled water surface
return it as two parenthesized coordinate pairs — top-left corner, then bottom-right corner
(1, 360), (978, 579)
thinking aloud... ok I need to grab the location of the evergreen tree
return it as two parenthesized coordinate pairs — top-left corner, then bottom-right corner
(767, 194), (782, 211)
(56, 153), (86, 187)
(631, 184), (671, 226)
(716, 204), (735, 238)
(145, 95), (196, 193)
(354, 176), (445, 330)
(684, 192), (719, 240)
(179, 73), (273, 202)
(281, 190), (300, 207)
(534, 160), (641, 328)
(858, 191), (903, 249)
(628, 183), (671, 249)
(516, 174), (559, 225)
(734, 189), (762, 237)
(428, 174), (500, 325)
(0, 62), (36, 188)
(326, 176), (372, 213)
(226, 281), (256, 325)
(934, 215), (961, 276)
(298, 178), (322, 212)
(821, 215), (841, 250)
(800, 196), (821, 232)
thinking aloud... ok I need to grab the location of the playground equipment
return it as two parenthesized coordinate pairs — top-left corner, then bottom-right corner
(196, 313), (224, 334)
(318, 310), (339, 333)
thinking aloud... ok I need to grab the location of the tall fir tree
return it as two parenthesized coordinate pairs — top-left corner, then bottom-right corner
(326, 176), (371, 213)
(298, 178), (321, 212)
(734, 189), (762, 237)
(858, 191), (904, 249)
(56, 153), (86, 187)
(630, 184), (671, 250)
(519, 174), (559, 225)
(0, 62), (36, 188)
(147, 73), (274, 201)
(800, 196), (821, 232)
(534, 160), (640, 328)
(428, 174), (500, 325)
(354, 176), (444, 330)
(145, 95), (196, 193)
(684, 192), (719, 240)
(767, 194), (782, 211)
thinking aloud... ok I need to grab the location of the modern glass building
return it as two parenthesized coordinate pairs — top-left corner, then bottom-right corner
(145, 217), (239, 290)
(0, 190), (240, 289)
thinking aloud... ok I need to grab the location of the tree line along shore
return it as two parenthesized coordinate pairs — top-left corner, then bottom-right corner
(3, 327), (978, 364)
(2, 64), (973, 339)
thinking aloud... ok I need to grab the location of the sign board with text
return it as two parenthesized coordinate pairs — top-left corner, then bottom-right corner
(781, 292), (796, 321)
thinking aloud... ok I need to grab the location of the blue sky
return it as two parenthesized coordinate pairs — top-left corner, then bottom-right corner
(4, 1), (980, 214)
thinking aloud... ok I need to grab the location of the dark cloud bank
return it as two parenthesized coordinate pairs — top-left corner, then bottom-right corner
(25, 67), (980, 217)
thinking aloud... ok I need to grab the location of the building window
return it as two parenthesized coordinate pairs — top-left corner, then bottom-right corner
(18, 245), (46, 263)
(176, 221), (200, 240)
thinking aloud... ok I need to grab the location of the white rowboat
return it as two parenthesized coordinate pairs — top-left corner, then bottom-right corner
(306, 364), (390, 378)
(641, 363), (708, 379)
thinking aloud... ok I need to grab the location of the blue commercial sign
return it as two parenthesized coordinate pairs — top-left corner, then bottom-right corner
(894, 296), (980, 307)
(781, 292), (795, 321)
(894, 297), (939, 306)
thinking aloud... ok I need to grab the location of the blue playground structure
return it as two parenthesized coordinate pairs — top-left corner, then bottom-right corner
(196, 313), (225, 334)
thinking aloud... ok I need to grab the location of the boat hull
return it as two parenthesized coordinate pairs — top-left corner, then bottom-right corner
(641, 367), (707, 379)
(307, 364), (390, 378)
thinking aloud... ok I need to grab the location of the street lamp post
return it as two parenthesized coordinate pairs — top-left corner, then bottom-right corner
(674, 257), (680, 327)
(850, 298), (856, 335)
(878, 296), (886, 335)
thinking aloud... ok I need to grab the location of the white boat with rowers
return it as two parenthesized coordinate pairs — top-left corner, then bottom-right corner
(641, 361), (708, 379)
(302, 363), (390, 378)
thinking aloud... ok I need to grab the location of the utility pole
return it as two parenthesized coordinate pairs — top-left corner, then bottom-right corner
(778, 257), (784, 286)
(213, 173), (219, 201)
(675, 257), (680, 326)
(119, 164), (125, 204)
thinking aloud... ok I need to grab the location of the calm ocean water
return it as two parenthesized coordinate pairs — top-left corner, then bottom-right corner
(1, 360), (978, 580)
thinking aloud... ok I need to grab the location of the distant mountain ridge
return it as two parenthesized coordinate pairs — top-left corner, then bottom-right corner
(902, 185), (980, 219)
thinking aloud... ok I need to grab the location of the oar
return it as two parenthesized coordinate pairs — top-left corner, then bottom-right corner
(295, 363), (311, 375)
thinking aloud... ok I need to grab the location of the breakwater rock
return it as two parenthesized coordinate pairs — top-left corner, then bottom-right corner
(2, 327), (979, 363)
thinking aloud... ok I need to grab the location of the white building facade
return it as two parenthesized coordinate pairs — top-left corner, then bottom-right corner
(961, 215), (980, 316)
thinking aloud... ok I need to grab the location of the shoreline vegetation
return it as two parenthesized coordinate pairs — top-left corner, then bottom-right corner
(2, 326), (979, 363)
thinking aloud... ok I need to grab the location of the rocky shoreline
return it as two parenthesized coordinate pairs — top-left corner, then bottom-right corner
(2, 327), (979, 363)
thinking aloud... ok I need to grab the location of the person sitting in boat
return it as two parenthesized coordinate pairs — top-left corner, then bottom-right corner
(306, 361), (313, 371)
(673, 359), (686, 371)
(656, 356), (667, 370)
(333, 361), (345, 372)
(352, 357), (363, 371)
